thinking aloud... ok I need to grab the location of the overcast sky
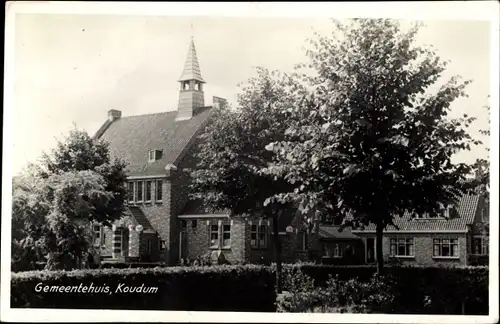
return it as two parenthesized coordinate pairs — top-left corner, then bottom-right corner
(10, 13), (493, 175)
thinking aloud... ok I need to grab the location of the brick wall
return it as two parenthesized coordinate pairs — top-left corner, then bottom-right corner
(355, 232), (468, 266)
(176, 217), (246, 264)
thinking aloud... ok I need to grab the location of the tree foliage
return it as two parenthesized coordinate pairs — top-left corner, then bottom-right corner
(12, 128), (127, 271)
(189, 67), (306, 291)
(263, 19), (480, 273)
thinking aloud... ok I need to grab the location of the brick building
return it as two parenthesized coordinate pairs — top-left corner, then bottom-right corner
(91, 38), (489, 267)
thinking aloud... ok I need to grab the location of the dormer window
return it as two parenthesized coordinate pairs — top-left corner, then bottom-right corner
(148, 150), (163, 162)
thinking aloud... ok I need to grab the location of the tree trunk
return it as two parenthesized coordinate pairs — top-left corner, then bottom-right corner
(272, 211), (283, 294)
(375, 222), (384, 276)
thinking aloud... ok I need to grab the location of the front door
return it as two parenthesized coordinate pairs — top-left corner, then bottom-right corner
(366, 238), (376, 263)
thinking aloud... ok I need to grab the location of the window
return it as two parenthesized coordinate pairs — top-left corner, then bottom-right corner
(298, 231), (308, 251)
(127, 182), (134, 203)
(222, 224), (231, 248)
(390, 238), (414, 257)
(136, 181), (143, 202)
(250, 224), (268, 249)
(92, 224), (102, 246)
(333, 244), (343, 258)
(155, 180), (163, 201)
(160, 240), (166, 251)
(433, 238), (459, 258)
(209, 224), (219, 248)
(148, 150), (163, 162)
(472, 236), (488, 255)
(192, 220), (197, 229)
(181, 220), (187, 229)
(145, 181), (152, 202)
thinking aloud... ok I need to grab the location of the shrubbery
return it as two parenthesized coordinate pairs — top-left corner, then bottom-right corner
(11, 264), (276, 311)
(278, 264), (489, 315)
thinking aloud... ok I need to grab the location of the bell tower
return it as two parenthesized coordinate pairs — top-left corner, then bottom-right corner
(177, 37), (205, 121)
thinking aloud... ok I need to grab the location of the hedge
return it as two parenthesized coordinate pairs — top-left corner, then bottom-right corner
(11, 265), (276, 311)
(280, 264), (489, 315)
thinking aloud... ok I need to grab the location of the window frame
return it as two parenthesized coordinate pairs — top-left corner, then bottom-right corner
(250, 223), (268, 249)
(222, 223), (231, 249)
(209, 223), (219, 249)
(145, 180), (152, 202)
(472, 236), (488, 255)
(433, 238), (459, 258)
(92, 224), (102, 247)
(136, 181), (144, 203)
(333, 243), (343, 258)
(389, 238), (415, 257)
(127, 181), (135, 203)
(160, 240), (166, 251)
(148, 150), (155, 162)
(155, 180), (163, 202)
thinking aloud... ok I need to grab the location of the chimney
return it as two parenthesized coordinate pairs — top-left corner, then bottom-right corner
(108, 109), (122, 122)
(213, 96), (228, 109)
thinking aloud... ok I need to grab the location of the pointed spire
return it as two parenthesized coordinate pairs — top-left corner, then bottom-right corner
(178, 38), (205, 83)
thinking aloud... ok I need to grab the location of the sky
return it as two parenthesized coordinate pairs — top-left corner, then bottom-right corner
(10, 14), (493, 175)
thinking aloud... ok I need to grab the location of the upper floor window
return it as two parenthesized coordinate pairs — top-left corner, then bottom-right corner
(209, 224), (219, 249)
(145, 181), (152, 202)
(390, 238), (414, 257)
(155, 180), (163, 201)
(136, 181), (144, 202)
(148, 150), (163, 162)
(433, 238), (459, 258)
(127, 182), (135, 203)
(222, 224), (231, 248)
(250, 224), (268, 249)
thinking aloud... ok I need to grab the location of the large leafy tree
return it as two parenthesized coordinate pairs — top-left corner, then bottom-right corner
(12, 128), (127, 271)
(264, 19), (479, 274)
(189, 68), (306, 292)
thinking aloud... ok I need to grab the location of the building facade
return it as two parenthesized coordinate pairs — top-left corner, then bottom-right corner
(92, 38), (489, 267)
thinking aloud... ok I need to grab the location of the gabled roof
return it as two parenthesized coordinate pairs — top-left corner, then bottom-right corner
(178, 38), (205, 83)
(98, 107), (213, 177)
(351, 194), (480, 233)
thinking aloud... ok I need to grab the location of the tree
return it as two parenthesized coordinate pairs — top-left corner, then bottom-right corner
(189, 68), (306, 293)
(11, 128), (127, 271)
(264, 19), (479, 274)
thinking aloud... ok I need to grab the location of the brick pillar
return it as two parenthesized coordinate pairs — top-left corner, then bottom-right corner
(128, 225), (134, 257)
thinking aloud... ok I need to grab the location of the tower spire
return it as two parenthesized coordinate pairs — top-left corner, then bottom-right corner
(178, 36), (205, 83)
(177, 36), (206, 121)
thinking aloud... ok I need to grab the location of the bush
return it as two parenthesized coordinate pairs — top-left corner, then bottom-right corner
(279, 264), (488, 315)
(11, 264), (276, 311)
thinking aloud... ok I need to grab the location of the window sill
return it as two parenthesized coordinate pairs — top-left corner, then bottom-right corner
(391, 255), (415, 259)
(209, 247), (232, 251)
(433, 256), (459, 260)
(322, 256), (343, 259)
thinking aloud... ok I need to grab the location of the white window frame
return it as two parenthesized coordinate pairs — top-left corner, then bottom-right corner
(160, 240), (166, 251)
(155, 180), (163, 202)
(127, 181), (135, 203)
(390, 238), (415, 257)
(209, 223), (219, 249)
(222, 223), (231, 249)
(136, 181), (144, 203)
(433, 238), (459, 258)
(145, 180), (152, 202)
(472, 236), (488, 255)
